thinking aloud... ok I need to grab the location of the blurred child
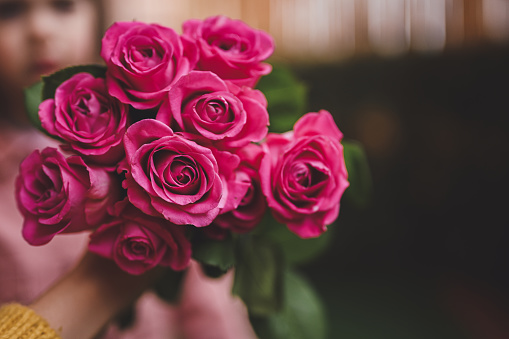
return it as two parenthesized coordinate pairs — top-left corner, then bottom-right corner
(0, 0), (102, 304)
(0, 0), (101, 124)
(0, 0), (256, 338)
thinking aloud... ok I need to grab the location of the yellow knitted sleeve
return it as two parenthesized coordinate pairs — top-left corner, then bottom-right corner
(0, 303), (61, 339)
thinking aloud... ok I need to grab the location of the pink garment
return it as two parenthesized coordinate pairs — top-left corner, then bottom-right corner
(0, 127), (87, 304)
(0, 126), (178, 338)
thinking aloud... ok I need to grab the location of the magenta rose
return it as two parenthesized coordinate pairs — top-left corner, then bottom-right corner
(123, 119), (229, 226)
(214, 143), (266, 233)
(182, 16), (275, 87)
(39, 73), (128, 165)
(101, 21), (198, 110)
(260, 110), (349, 238)
(15, 147), (119, 246)
(158, 71), (269, 149)
(88, 200), (191, 275)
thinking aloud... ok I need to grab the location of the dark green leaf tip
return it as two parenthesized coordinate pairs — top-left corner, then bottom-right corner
(42, 64), (107, 100)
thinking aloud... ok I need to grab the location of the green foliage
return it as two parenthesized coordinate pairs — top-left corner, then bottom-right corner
(250, 269), (327, 339)
(260, 213), (333, 265)
(41, 64), (106, 100)
(191, 232), (236, 277)
(232, 235), (284, 316)
(343, 139), (373, 209)
(257, 64), (308, 133)
(24, 81), (44, 132)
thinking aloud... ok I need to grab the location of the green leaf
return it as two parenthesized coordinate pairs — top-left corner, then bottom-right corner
(257, 64), (308, 133)
(192, 232), (236, 277)
(343, 139), (373, 209)
(42, 64), (106, 100)
(232, 235), (284, 316)
(24, 81), (44, 131)
(250, 269), (327, 339)
(260, 213), (333, 265)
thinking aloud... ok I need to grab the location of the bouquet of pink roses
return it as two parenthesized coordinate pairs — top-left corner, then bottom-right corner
(18, 15), (369, 338)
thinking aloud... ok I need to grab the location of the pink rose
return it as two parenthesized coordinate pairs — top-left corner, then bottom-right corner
(214, 143), (266, 233)
(39, 73), (128, 165)
(123, 119), (229, 226)
(183, 16), (274, 87)
(101, 21), (198, 110)
(260, 110), (349, 238)
(158, 71), (269, 149)
(88, 200), (191, 275)
(210, 146), (244, 214)
(15, 147), (119, 245)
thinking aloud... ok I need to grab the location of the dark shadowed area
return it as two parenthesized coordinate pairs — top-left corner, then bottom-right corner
(295, 42), (509, 339)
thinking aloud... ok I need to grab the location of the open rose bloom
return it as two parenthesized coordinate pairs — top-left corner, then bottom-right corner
(17, 16), (350, 280)
(260, 110), (349, 238)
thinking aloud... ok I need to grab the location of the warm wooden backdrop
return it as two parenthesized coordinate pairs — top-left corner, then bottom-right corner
(104, 0), (509, 63)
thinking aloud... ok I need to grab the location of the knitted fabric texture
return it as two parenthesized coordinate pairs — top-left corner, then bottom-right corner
(0, 303), (61, 339)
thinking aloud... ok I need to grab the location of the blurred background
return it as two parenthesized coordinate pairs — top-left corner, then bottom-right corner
(103, 1), (509, 338)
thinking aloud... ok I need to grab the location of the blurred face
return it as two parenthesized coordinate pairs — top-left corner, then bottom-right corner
(0, 0), (99, 91)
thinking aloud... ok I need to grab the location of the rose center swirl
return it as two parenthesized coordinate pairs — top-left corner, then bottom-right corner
(122, 238), (152, 260)
(152, 151), (201, 196)
(205, 101), (225, 121)
(209, 33), (248, 54)
(33, 164), (62, 203)
(170, 160), (195, 185)
(70, 91), (109, 134)
(126, 36), (165, 71)
(290, 162), (328, 190)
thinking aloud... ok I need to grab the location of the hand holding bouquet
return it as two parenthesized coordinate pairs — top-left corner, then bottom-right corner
(17, 15), (369, 338)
